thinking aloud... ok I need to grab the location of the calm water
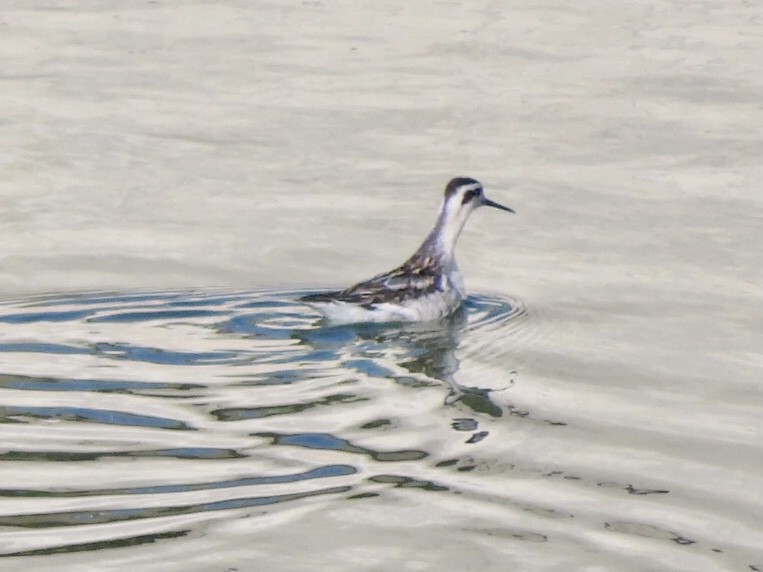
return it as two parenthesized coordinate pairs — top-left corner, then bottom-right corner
(2, 0), (761, 570)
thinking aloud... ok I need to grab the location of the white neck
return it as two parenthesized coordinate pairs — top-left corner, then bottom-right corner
(419, 198), (474, 261)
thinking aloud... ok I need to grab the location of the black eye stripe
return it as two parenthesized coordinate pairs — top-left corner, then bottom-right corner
(462, 189), (480, 204)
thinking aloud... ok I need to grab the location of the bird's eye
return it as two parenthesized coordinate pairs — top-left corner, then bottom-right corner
(462, 189), (480, 204)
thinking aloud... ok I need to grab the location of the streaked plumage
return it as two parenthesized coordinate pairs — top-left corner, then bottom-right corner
(301, 177), (514, 324)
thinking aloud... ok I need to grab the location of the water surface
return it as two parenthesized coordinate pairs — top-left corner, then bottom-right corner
(1, 0), (761, 570)
(0, 289), (759, 571)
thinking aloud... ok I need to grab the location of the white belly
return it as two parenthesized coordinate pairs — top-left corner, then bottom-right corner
(306, 287), (464, 325)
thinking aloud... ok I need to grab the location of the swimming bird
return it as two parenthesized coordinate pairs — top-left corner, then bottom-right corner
(300, 177), (514, 324)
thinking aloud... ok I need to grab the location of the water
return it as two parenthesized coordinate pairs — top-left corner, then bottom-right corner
(0, 289), (759, 570)
(2, 0), (761, 570)
(0, 290), (526, 554)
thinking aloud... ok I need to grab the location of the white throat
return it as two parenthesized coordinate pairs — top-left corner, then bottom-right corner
(424, 197), (476, 260)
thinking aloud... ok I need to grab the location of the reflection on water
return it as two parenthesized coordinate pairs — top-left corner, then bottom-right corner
(0, 290), (758, 571)
(300, 301), (516, 420)
(0, 289), (524, 556)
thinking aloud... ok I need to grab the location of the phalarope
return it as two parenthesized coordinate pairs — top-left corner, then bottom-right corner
(300, 177), (514, 324)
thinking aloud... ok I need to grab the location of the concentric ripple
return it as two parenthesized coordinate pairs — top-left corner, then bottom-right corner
(0, 288), (527, 557)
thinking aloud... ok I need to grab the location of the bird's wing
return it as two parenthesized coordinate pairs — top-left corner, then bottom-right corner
(301, 255), (443, 308)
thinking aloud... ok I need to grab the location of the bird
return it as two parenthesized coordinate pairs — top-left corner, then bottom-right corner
(300, 177), (514, 324)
